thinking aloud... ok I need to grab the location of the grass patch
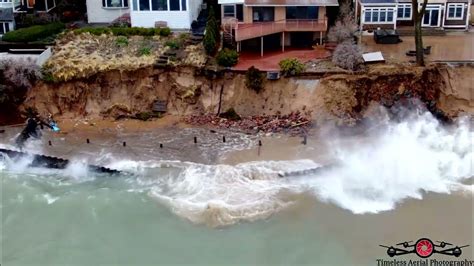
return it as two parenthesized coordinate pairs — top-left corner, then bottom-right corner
(115, 36), (129, 47)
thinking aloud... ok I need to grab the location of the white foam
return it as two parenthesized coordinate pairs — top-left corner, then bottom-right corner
(301, 113), (473, 214)
(64, 159), (94, 181)
(146, 112), (473, 226)
(43, 193), (60, 204)
(1, 109), (471, 227)
(149, 160), (316, 227)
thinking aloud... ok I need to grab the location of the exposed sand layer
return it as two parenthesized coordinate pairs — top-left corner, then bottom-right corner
(22, 64), (472, 128)
(437, 64), (474, 116)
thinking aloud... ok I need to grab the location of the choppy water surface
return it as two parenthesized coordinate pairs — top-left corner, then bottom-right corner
(1, 110), (473, 265)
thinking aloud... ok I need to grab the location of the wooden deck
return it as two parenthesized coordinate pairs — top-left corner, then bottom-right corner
(234, 19), (327, 42)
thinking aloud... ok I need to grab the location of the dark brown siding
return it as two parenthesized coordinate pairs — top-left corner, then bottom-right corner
(363, 24), (395, 31)
(397, 20), (414, 26)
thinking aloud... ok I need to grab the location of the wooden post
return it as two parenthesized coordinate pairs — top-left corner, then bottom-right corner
(355, 0), (359, 25)
(320, 31), (323, 45)
(261, 36), (264, 57)
(282, 32), (285, 52)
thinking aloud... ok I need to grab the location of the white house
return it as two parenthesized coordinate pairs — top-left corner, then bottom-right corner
(356, 0), (472, 31)
(86, 0), (130, 23)
(130, 0), (203, 29)
(85, 0), (203, 29)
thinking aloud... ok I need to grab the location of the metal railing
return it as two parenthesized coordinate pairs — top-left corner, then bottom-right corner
(234, 19), (328, 42)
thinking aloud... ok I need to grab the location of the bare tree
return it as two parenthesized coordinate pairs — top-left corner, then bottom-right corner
(327, 1), (358, 44)
(412, 0), (429, 66)
(332, 40), (364, 70)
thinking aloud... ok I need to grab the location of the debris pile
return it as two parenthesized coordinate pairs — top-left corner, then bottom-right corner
(184, 112), (311, 135)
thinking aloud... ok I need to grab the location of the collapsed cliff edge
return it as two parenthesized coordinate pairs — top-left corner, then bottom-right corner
(17, 63), (474, 128)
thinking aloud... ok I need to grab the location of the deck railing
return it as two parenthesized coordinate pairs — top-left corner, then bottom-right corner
(234, 19), (327, 42)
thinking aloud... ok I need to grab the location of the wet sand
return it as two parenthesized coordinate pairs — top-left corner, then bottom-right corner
(0, 117), (258, 164)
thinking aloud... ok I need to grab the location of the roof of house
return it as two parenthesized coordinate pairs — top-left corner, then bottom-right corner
(244, 0), (339, 6)
(359, 0), (396, 4)
(0, 8), (14, 21)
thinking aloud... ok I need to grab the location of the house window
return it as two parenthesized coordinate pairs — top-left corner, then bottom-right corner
(169, 0), (179, 10)
(102, 0), (128, 8)
(372, 9), (378, 21)
(363, 8), (395, 23)
(46, 0), (55, 9)
(447, 3), (464, 19)
(151, 0), (167, 10)
(365, 9), (371, 22)
(253, 7), (274, 22)
(134, 0), (187, 11)
(286, 6), (318, 20)
(222, 4), (243, 21)
(0, 22), (10, 34)
(139, 0), (149, 10)
(236, 4), (243, 21)
(223, 5), (235, 17)
(397, 4), (411, 19)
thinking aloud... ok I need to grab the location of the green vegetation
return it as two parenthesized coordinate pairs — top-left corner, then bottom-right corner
(115, 36), (129, 47)
(245, 66), (265, 93)
(216, 48), (239, 67)
(159, 27), (171, 37)
(74, 26), (171, 37)
(74, 27), (111, 36)
(203, 6), (219, 55)
(279, 58), (305, 76)
(41, 70), (56, 83)
(165, 40), (180, 49)
(2, 22), (65, 42)
(139, 46), (152, 56)
(165, 33), (189, 50)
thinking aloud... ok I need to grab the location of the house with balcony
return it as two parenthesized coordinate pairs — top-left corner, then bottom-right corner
(219, 0), (338, 56)
(356, 0), (471, 31)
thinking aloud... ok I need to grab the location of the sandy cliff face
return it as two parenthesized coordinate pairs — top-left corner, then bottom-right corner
(437, 64), (473, 116)
(23, 64), (472, 123)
